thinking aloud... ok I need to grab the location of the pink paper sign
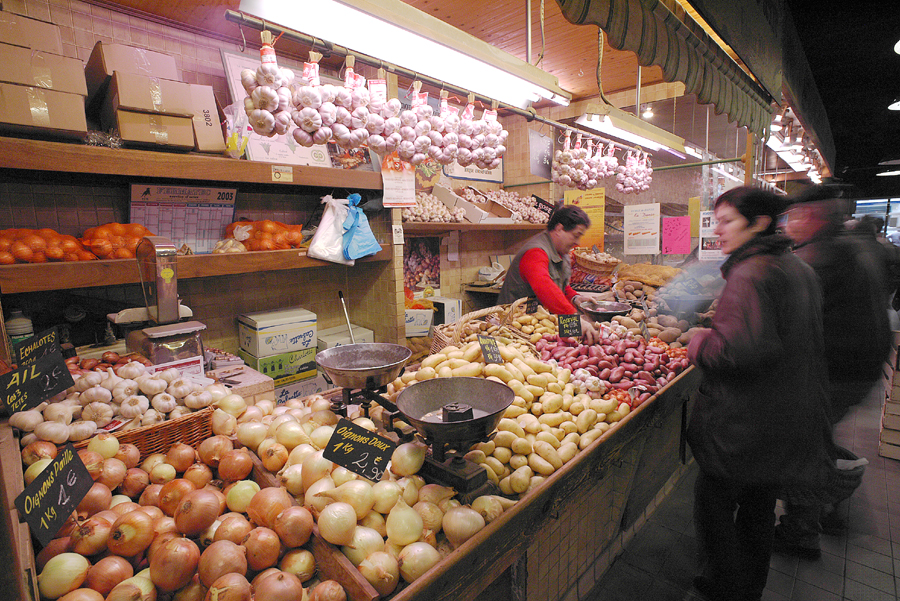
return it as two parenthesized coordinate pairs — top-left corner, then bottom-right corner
(662, 216), (691, 254)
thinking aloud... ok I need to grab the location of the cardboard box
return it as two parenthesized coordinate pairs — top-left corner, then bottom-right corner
(879, 440), (900, 461)
(317, 324), (375, 352)
(429, 296), (462, 326)
(0, 43), (86, 95)
(84, 41), (179, 111)
(884, 401), (900, 416)
(99, 71), (193, 132)
(880, 427), (900, 446)
(0, 10), (62, 55)
(206, 365), (275, 404)
(275, 371), (333, 405)
(112, 110), (195, 150)
(238, 307), (317, 358)
(433, 184), (486, 224)
(405, 309), (434, 337)
(237, 347), (316, 381)
(189, 84), (226, 153)
(0, 82), (86, 139)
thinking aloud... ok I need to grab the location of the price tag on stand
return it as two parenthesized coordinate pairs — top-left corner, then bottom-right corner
(557, 314), (582, 338)
(1, 350), (74, 415)
(477, 335), (503, 364)
(323, 419), (396, 482)
(14, 327), (60, 366)
(683, 278), (703, 294)
(15, 444), (92, 546)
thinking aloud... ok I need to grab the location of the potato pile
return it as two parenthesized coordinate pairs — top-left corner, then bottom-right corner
(504, 306), (559, 344)
(385, 340), (631, 498)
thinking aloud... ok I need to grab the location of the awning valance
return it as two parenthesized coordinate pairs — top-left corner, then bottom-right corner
(556, 0), (774, 139)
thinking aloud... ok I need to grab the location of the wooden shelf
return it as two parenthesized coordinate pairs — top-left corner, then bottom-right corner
(0, 245), (391, 294)
(463, 285), (501, 294)
(402, 222), (545, 234)
(0, 137), (383, 190)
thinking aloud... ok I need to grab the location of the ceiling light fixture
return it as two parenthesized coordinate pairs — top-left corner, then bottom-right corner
(238, 0), (572, 109)
(895, 38), (900, 54)
(642, 105), (654, 119)
(889, 97), (900, 111)
(769, 108), (787, 132)
(876, 170), (900, 177)
(576, 102), (686, 158)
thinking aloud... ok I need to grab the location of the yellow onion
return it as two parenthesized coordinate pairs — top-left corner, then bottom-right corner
(218, 449), (253, 481)
(243, 527), (282, 571)
(198, 540), (247, 587)
(108, 510), (155, 557)
(273, 505), (314, 548)
(69, 516), (112, 556)
(59, 588), (103, 601)
(149, 536), (200, 592)
(76, 482), (112, 518)
(84, 555), (133, 597)
(214, 514), (253, 544)
(166, 443), (198, 473)
(358, 551), (399, 596)
(386, 497), (423, 546)
(106, 575), (156, 601)
(183, 463), (214, 489)
(317, 502), (357, 546)
(197, 435), (233, 468)
(246, 486), (293, 529)
(279, 548), (315, 582)
(205, 572), (251, 601)
(38, 553), (90, 599)
(254, 570), (305, 601)
(397, 542), (441, 583)
(174, 489), (221, 536)
(309, 580), (346, 601)
(113, 444), (141, 469)
(22, 440), (57, 466)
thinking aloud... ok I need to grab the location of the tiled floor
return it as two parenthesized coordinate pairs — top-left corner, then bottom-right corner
(585, 382), (900, 601)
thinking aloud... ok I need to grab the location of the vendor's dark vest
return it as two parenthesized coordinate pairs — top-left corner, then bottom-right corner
(498, 230), (571, 304)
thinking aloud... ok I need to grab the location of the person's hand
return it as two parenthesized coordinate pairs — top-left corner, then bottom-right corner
(580, 315), (600, 345)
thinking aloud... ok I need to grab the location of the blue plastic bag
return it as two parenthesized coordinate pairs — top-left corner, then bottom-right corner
(342, 194), (382, 260)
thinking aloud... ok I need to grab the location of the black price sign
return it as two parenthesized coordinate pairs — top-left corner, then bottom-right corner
(477, 335), (503, 364)
(16, 444), (92, 546)
(558, 313), (582, 338)
(14, 327), (60, 366)
(1, 350), (75, 415)
(323, 419), (396, 482)
(683, 278), (703, 294)
(533, 196), (555, 217)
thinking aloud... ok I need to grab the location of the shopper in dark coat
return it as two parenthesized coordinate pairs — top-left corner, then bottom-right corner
(687, 187), (833, 601)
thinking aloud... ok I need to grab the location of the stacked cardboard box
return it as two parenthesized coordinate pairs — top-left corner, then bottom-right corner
(0, 12), (87, 139)
(879, 331), (900, 460)
(238, 307), (319, 402)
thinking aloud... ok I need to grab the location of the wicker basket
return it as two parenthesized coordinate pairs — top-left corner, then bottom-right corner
(431, 298), (537, 356)
(778, 445), (866, 506)
(73, 406), (214, 460)
(573, 249), (621, 276)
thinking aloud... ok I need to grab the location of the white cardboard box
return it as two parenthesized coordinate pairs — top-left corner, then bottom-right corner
(429, 296), (462, 326)
(317, 324), (375, 352)
(238, 307), (317, 358)
(405, 309), (434, 337)
(275, 371), (334, 405)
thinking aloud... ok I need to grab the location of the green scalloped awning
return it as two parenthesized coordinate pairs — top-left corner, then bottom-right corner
(557, 0), (774, 140)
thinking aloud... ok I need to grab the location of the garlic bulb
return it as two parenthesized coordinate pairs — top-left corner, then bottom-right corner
(100, 368), (124, 391)
(184, 390), (213, 410)
(119, 395), (150, 419)
(312, 126), (332, 146)
(318, 101), (337, 127)
(350, 87), (370, 109)
(334, 106), (352, 128)
(240, 68), (258, 94)
(117, 362), (146, 380)
(9, 409), (43, 432)
(166, 379), (193, 400)
(413, 135), (431, 155)
(113, 379), (139, 403)
(141, 409), (164, 426)
(350, 107), (369, 129)
(251, 86), (279, 112)
(68, 420), (97, 442)
(413, 120), (432, 137)
(414, 103), (433, 120)
(333, 87), (352, 108)
(82, 402), (114, 428)
(249, 109), (276, 136)
(138, 378), (167, 397)
(381, 98), (402, 118)
(293, 128), (315, 147)
(367, 134), (386, 155)
(279, 67), (295, 87)
(275, 87), (292, 113)
(294, 85), (323, 109)
(319, 84), (337, 104)
(255, 63), (283, 88)
(74, 371), (103, 393)
(43, 403), (73, 425)
(331, 124), (352, 147)
(150, 393), (177, 414)
(169, 406), (192, 419)
(35, 421), (70, 444)
(382, 116), (401, 137)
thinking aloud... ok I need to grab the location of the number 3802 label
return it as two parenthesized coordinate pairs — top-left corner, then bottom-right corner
(323, 419), (397, 482)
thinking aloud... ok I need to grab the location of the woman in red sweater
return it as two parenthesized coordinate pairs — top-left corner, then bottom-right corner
(499, 204), (600, 343)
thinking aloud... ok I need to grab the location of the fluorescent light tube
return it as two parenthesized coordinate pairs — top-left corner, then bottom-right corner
(239, 0), (572, 109)
(576, 103), (686, 157)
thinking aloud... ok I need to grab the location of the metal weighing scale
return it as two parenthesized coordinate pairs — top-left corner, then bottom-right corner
(316, 344), (514, 503)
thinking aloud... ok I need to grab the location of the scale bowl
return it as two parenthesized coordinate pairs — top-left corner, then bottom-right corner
(396, 377), (514, 446)
(577, 299), (632, 322)
(316, 343), (412, 390)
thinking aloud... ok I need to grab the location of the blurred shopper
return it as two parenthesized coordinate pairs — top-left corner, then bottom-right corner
(854, 215), (900, 316)
(777, 185), (891, 557)
(687, 187), (833, 601)
(499, 203), (600, 343)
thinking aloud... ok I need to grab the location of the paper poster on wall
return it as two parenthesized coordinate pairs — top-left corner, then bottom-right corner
(441, 159), (503, 183)
(528, 129), (553, 180)
(698, 210), (724, 261)
(130, 185), (236, 254)
(220, 49), (331, 167)
(381, 152), (416, 208)
(661, 216), (691, 254)
(564, 188), (605, 251)
(404, 237), (440, 295)
(624, 203), (660, 255)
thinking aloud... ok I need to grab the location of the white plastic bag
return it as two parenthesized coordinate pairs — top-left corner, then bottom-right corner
(308, 195), (355, 265)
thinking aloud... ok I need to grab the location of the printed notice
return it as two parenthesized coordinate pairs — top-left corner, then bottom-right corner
(698, 210), (724, 261)
(624, 203), (660, 255)
(381, 152), (416, 208)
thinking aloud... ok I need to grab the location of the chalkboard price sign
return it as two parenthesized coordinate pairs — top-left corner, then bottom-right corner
(477, 335), (503, 364)
(15, 444), (93, 546)
(683, 278), (703, 294)
(557, 313), (582, 338)
(14, 327), (60, 366)
(1, 350), (75, 415)
(323, 419), (396, 482)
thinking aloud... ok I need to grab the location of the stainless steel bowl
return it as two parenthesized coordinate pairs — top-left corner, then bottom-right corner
(577, 299), (632, 322)
(316, 343), (412, 390)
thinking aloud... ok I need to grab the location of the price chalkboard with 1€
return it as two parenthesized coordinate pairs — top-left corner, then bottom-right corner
(324, 419), (396, 482)
(477, 335), (503, 364)
(558, 313), (583, 338)
(14, 327), (60, 366)
(15, 444), (92, 546)
(1, 350), (74, 415)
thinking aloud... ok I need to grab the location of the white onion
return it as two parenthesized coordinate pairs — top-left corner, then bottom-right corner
(442, 506), (486, 548)
(413, 501), (444, 533)
(236, 422), (268, 452)
(417, 484), (456, 506)
(217, 394), (247, 418)
(301, 450), (334, 493)
(340, 526), (384, 566)
(372, 481), (401, 514)
(316, 480), (374, 519)
(304, 476), (335, 516)
(267, 414), (297, 438)
(225, 480), (260, 513)
(390, 442), (426, 476)
(358, 551), (399, 596)
(256, 400), (275, 416)
(275, 420), (311, 450)
(386, 497), (423, 546)
(310, 425), (335, 450)
(285, 443), (316, 469)
(470, 495), (505, 523)
(39, 553), (90, 599)
(211, 408), (237, 436)
(237, 405), (263, 424)
(359, 510), (387, 537)
(317, 502), (357, 545)
(330, 466), (357, 487)
(280, 464), (304, 497)
(397, 542), (441, 583)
